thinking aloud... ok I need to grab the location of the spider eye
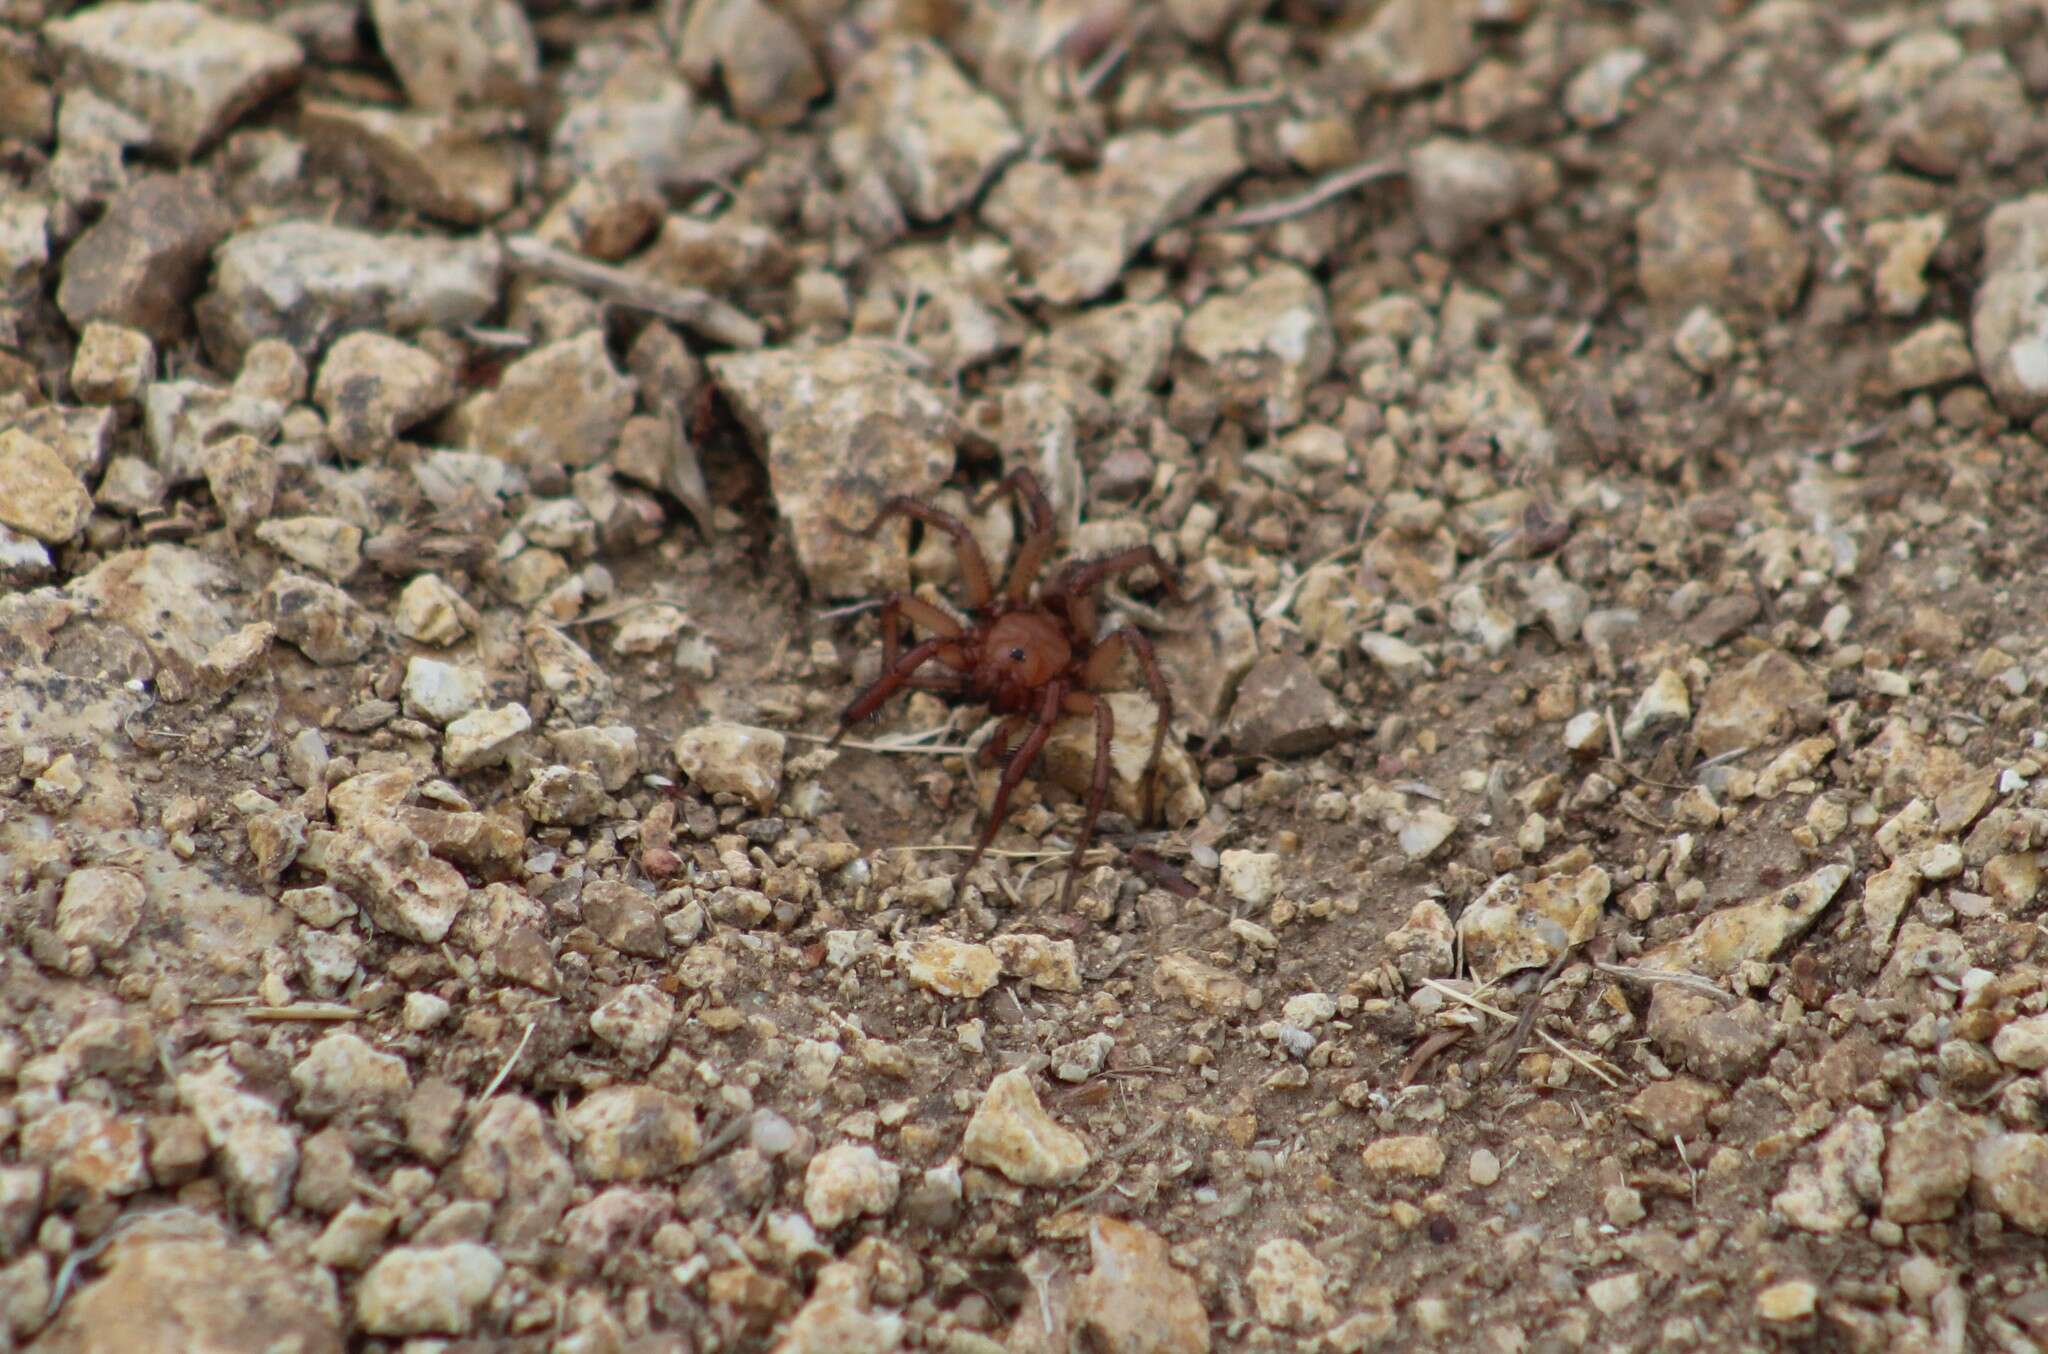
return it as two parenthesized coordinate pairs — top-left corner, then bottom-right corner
(1008, 647), (1026, 662)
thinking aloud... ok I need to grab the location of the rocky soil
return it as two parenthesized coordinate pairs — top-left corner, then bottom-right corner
(3, 0), (2048, 1350)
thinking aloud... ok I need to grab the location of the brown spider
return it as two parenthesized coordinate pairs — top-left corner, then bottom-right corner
(830, 468), (1178, 903)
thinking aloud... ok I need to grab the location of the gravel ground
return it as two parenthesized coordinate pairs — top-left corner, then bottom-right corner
(4, 0), (2048, 1350)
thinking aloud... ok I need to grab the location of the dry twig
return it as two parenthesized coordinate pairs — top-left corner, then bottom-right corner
(238, 1004), (363, 1022)
(502, 234), (765, 348)
(1206, 156), (1406, 231)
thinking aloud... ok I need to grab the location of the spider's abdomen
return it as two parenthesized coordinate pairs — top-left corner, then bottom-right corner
(977, 611), (1070, 708)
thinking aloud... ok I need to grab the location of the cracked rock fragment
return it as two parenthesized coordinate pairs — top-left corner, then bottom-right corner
(56, 172), (229, 341)
(1176, 264), (1333, 430)
(368, 0), (538, 111)
(836, 37), (1023, 222)
(196, 222), (501, 366)
(711, 340), (956, 597)
(45, 1), (303, 159)
(962, 1068), (1090, 1186)
(982, 120), (1244, 305)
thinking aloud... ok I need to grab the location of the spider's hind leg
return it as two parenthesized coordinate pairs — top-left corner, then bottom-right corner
(1056, 689), (1115, 908)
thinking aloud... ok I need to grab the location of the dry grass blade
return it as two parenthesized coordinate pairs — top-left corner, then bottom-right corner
(1594, 962), (1738, 1004)
(1418, 978), (1626, 1089)
(459, 1017), (539, 1143)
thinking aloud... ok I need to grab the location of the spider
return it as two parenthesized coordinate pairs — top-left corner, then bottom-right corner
(829, 468), (1178, 903)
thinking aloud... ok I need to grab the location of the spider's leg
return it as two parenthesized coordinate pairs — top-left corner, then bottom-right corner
(965, 683), (1062, 882)
(1080, 626), (1173, 823)
(876, 592), (966, 673)
(835, 497), (996, 610)
(832, 635), (957, 743)
(972, 467), (1057, 603)
(1044, 545), (1176, 644)
(978, 714), (1030, 768)
(1058, 689), (1114, 908)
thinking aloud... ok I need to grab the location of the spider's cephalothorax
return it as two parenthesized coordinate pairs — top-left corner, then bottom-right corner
(829, 469), (1178, 903)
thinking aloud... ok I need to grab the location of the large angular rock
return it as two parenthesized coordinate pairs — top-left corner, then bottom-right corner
(675, 0), (824, 127)
(44, 1), (303, 159)
(1972, 193), (2048, 420)
(26, 1234), (342, 1354)
(837, 37), (1023, 223)
(56, 174), (229, 341)
(709, 341), (956, 597)
(195, 222), (501, 366)
(461, 331), (634, 473)
(300, 101), (522, 226)
(367, 0), (538, 111)
(1177, 264), (1333, 430)
(176, 1061), (300, 1228)
(0, 431), (94, 544)
(1636, 166), (1808, 321)
(66, 543), (238, 668)
(319, 814), (469, 944)
(983, 119), (1244, 305)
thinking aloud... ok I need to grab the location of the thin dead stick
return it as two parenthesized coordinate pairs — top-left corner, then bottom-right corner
(1692, 744), (1752, 777)
(502, 235), (765, 348)
(1075, 8), (1152, 99)
(1173, 86), (1289, 115)
(1594, 962), (1738, 1005)
(1398, 1027), (1467, 1087)
(239, 1004), (363, 1022)
(695, 1110), (757, 1161)
(1419, 978), (1625, 1089)
(892, 284), (924, 345)
(563, 595), (693, 628)
(1206, 155), (1406, 231)
(816, 598), (886, 621)
(893, 844), (1072, 859)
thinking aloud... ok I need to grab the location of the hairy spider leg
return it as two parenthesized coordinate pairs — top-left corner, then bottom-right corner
(831, 635), (961, 743)
(837, 496), (996, 611)
(1081, 626), (1174, 822)
(978, 714), (1031, 768)
(965, 681), (1064, 881)
(1055, 689), (1115, 907)
(1047, 544), (1181, 643)
(972, 467), (1059, 604)
(875, 593), (971, 691)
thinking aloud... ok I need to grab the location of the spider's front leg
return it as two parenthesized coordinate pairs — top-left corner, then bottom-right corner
(832, 635), (964, 744)
(964, 682), (1063, 882)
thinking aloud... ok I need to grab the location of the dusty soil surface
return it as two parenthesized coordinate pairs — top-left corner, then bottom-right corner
(4, 0), (2048, 1350)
